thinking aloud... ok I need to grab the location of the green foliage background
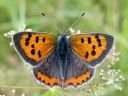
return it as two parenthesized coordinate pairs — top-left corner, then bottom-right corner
(0, 0), (128, 96)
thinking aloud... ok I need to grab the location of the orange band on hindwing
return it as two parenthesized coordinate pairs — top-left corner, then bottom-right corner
(64, 71), (91, 87)
(36, 72), (62, 87)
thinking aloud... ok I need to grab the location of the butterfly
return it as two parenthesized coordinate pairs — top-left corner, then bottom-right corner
(12, 31), (114, 88)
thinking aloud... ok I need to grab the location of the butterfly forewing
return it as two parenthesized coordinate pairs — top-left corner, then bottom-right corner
(13, 32), (57, 66)
(70, 33), (114, 67)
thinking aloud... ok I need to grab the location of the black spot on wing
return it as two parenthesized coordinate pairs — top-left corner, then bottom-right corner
(95, 34), (102, 47)
(47, 83), (51, 86)
(88, 37), (91, 44)
(77, 82), (80, 85)
(97, 39), (101, 43)
(54, 82), (58, 86)
(85, 51), (89, 58)
(42, 37), (45, 42)
(25, 42), (29, 46)
(97, 39), (102, 47)
(31, 49), (35, 55)
(98, 43), (102, 47)
(25, 37), (30, 46)
(92, 45), (96, 49)
(95, 34), (99, 39)
(36, 36), (39, 43)
(91, 50), (96, 56)
(31, 44), (34, 48)
(38, 50), (42, 58)
(25, 33), (33, 46)
(81, 38), (84, 43)
(28, 33), (32, 38)
(25, 38), (30, 42)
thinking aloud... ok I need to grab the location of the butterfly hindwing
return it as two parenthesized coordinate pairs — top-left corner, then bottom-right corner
(64, 51), (95, 87)
(70, 33), (114, 67)
(13, 32), (57, 66)
(33, 50), (62, 87)
(33, 49), (94, 88)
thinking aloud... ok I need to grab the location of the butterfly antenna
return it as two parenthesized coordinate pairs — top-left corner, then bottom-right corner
(63, 12), (85, 35)
(41, 12), (65, 34)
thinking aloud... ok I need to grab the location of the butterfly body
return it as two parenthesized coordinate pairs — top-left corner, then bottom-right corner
(13, 32), (114, 88)
(56, 35), (71, 81)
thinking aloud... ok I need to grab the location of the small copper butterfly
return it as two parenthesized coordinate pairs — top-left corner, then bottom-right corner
(12, 14), (114, 88)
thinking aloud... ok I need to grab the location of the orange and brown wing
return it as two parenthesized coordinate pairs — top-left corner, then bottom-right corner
(13, 32), (62, 87)
(64, 71), (91, 87)
(13, 32), (57, 66)
(33, 50), (62, 87)
(63, 52), (95, 87)
(63, 33), (113, 87)
(70, 33), (114, 67)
